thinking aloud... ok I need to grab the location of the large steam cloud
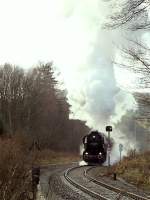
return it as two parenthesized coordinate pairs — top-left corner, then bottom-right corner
(50, 0), (140, 160)
(55, 1), (135, 129)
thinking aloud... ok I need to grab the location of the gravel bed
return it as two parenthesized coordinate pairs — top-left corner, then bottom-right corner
(50, 172), (94, 200)
(39, 164), (150, 200)
(88, 166), (150, 198)
(68, 166), (132, 200)
(39, 164), (93, 200)
(39, 165), (67, 200)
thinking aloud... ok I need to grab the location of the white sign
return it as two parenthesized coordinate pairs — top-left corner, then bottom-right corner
(119, 144), (123, 152)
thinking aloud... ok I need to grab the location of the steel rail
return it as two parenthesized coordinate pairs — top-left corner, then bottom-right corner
(64, 166), (109, 200)
(85, 167), (150, 200)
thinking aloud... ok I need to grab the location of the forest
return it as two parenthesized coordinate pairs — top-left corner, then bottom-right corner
(0, 62), (88, 152)
(0, 62), (90, 200)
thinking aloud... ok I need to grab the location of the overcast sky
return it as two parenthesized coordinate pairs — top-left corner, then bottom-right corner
(0, 0), (62, 66)
(0, 0), (135, 87)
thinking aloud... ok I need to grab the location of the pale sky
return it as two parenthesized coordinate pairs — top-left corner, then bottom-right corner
(0, 0), (96, 66)
(0, 0), (134, 89)
(0, 0), (62, 66)
(0, 0), (99, 89)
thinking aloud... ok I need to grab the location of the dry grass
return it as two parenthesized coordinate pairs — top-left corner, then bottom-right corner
(37, 149), (80, 166)
(112, 150), (150, 190)
(0, 135), (33, 200)
(0, 135), (80, 200)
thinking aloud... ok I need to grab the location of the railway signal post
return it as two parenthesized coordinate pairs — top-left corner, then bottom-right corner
(106, 126), (112, 167)
(119, 144), (123, 162)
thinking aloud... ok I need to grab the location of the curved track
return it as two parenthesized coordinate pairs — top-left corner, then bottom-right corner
(64, 166), (109, 200)
(85, 167), (149, 200)
(64, 165), (150, 200)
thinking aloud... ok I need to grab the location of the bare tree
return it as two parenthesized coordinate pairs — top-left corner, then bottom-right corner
(0, 64), (25, 134)
(105, 0), (150, 31)
(105, 0), (150, 83)
(105, 0), (150, 119)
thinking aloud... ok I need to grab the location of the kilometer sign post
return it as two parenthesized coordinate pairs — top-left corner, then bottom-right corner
(119, 144), (123, 162)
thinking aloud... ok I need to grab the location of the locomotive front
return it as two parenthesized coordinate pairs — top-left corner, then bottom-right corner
(82, 130), (107, 164)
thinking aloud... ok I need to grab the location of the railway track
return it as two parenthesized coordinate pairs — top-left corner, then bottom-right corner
(64, 165), (150, 200)
(64, 166), (109, 200)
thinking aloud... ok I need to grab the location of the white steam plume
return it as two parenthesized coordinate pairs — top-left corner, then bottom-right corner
(54, 2), (135, 129)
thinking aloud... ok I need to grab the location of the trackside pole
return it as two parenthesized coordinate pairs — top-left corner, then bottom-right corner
(108, 131), (110, 167)
(119, 144), (123, 162)
(106, 126), (112, 167)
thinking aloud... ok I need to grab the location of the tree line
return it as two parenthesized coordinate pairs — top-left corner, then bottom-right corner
(0, 63), (89, 152)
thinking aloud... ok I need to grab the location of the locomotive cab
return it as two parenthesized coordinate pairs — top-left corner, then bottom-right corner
(83, 131), (107, 164)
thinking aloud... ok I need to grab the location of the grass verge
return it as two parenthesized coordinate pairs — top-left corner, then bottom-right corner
(37, 149), (80, 166)
(112, 150), (150, 191)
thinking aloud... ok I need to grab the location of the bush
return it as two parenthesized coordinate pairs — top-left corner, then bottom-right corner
(0, 136), (32, 200)
(113, 150), (150, 190)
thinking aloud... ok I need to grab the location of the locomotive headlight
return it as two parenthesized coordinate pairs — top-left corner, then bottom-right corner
(98, 152), (102, 159)
(85, 152), (88, 155)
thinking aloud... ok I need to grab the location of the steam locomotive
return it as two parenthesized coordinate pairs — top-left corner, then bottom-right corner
(82, 130), (107, 164)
